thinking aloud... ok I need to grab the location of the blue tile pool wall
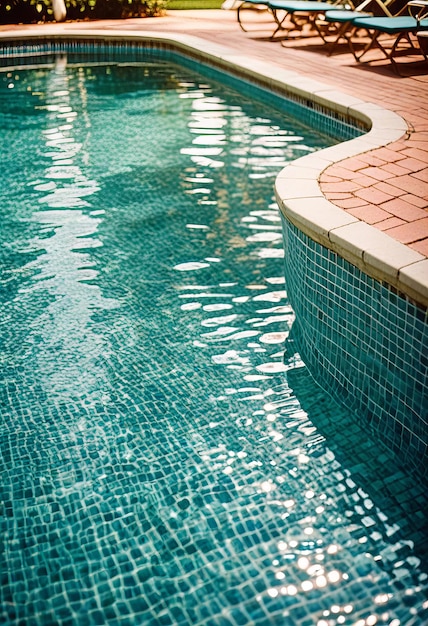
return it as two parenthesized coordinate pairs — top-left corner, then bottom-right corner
(281, 218), (428, 477)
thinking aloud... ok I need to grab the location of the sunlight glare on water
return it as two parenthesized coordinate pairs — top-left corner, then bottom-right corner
(0, 50), (427, 626)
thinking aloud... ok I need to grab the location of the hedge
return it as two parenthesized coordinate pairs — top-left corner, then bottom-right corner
(0, 0), (168, 23)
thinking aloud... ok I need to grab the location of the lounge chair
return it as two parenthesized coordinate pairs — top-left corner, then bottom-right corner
(351, 0), (428, 70)
(269, 0), (348, 39)
(318, 0), (396, 56)
(237, 0), (348, 39)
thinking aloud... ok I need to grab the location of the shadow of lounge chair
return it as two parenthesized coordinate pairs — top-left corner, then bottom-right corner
(418, 29), (428, 59)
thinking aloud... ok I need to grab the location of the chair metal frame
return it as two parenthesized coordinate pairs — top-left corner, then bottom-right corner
(237, 0), (273, 33)
(314, 0), (396, 57)
(270, 0), (347, 40)
(351, 0), (428, 71)
(237, 0), (348, 39)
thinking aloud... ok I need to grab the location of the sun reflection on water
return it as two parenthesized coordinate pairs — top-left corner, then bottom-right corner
(1, 55), (426, 626)
(19, 55), (118, 399)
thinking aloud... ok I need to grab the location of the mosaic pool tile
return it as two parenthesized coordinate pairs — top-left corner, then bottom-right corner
(0, 45), (427, 626)
(282, 219), (428, 477)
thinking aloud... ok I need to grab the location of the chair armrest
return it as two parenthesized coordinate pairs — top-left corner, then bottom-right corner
(408, 0), (428, 23)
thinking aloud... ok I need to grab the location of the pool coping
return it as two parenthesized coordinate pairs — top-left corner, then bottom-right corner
(2, 28), (427, 308)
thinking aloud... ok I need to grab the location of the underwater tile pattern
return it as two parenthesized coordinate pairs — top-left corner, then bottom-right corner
(0, 46), (427, 625)
(0, 40), (363, 144)
(281, 218), (428, 476)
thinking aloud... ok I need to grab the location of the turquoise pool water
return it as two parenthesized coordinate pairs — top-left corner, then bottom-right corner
(0, 49), (427, 626)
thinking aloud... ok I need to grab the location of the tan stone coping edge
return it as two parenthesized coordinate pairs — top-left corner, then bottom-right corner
(2, 28), (427, 308)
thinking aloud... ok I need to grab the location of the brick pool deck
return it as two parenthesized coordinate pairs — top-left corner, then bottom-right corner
(2, 9), (428, 282)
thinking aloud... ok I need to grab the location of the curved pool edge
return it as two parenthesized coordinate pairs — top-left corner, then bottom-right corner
(1, 27), (425, 308)
(275, 136), (428, 311)
(2, 28), (427, 472)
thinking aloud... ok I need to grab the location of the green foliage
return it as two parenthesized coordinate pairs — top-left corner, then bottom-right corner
(0, 0), (167, 23)
(121, 0), (167, 16)
(167, 0), (222, 7)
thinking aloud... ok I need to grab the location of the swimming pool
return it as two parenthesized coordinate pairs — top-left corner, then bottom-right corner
(1, 44), (427, 626)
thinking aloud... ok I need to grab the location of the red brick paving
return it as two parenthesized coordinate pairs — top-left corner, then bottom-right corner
(386, 217), (428, 244)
